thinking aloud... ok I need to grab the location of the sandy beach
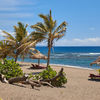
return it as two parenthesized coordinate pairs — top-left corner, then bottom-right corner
(0, 62), (100, 100)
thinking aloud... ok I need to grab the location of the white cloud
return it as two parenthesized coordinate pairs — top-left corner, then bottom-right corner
(0, 13), (34, 18)
(0, 0), (35, 7)
(0, 29), (4, 35)
(0, 29), (5, 40)
(0, 0), (36, 18)
(0, 0), (36, 29)
(55, 37), (100, 46)
(37, 37), (100, 46)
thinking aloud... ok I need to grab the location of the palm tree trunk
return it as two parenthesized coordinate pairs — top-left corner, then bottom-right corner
(47, 39), (52, 68)
(15, 55), (18, 62)
(15, 50), (19, 62)
(47, 45), (51, 67)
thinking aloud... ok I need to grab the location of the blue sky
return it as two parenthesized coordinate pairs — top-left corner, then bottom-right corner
(0, 0), (100, 46)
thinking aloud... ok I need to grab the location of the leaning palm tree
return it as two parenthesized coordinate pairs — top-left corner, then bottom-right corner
(31, 10), (67, 67)
(3, 22), (36, 62)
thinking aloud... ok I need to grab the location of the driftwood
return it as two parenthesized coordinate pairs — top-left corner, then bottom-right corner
(21, 81), (41, 88)
(8, 75), (28, 84)
(0, 73), (8, 83)
(32, 80), (53, 88)
(0, 68), (64, 89)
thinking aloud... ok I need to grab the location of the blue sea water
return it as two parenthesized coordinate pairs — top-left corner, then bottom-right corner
(18, 46), (100, 69)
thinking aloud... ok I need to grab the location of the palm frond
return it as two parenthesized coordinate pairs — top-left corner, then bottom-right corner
(30, 31), (46, 42)
(2, 31), (15, 40)
(39, 14), (51, 29)
(14, 22), (28, 42)
(54, 34), (64, 41)
(16, 40), (37, 54)
(55, 27), (66, 36)
(31, 24), (46, 33)
(53, 21), (67, 34)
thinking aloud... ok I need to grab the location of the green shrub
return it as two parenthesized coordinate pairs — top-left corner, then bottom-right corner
(28, 73), (40, 80)
(97, 69), (100, 75)
(39, 66), (57, 80)
(29, 66), (67, 87)
(51, 72), (67, 87)
(0, 59), (23, 79)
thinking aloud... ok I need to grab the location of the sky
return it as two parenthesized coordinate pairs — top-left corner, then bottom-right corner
(0, 0), (100, 46)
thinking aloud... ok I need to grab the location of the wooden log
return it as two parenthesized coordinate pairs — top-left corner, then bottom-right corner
(32, 80), (53, 88)
(40, 81), (53, 88)
(8, 75), (28, 84)
(21, 81), (41, 88)
(29, 81), (41, 88)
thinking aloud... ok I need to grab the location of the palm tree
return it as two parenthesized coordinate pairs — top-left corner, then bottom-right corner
(0, 40), (13, 59)
(3, 22), (36, 62)
(31, 10), (67, 67)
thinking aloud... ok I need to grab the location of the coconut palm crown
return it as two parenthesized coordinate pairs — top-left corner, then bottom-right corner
(31, 10), (67, 67)
(3, 22), (36, 62)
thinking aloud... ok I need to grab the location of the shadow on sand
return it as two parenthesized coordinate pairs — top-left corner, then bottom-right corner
(88, 79), (100, 82)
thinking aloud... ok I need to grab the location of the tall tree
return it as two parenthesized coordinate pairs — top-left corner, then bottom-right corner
(31, 10), (67, 67)
(3, 22), (36, 62)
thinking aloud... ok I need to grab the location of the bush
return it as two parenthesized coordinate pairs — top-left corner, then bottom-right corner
(39, 66), (57, 80)
(97, 69), (100, 75)
(0, 59), (23, 79)
(51, 72), (67, 87)
(29, 66), (67, 87)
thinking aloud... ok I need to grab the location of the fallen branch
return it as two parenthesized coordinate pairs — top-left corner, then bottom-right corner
(8, 75), (28, 84)
(40, 81), (53, 88)
(32, 80), (53, 88)
(21, 81), (41, 88)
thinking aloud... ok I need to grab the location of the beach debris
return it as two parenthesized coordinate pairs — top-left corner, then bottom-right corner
(8, 75), (28, 84)
(0, 68), (66, 89)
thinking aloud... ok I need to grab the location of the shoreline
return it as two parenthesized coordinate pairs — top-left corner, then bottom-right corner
(17, 61), (94, 71)
(50, 63), (94, 70)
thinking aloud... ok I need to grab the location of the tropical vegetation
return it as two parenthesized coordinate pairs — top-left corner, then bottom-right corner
(31, 10), (67, 67)
(29, 66), (67, 87)
(2, 22), (37, 62)
(0, 10), (67, 87)
(0, 10), (67, 66)
(0, 59), (23, 79)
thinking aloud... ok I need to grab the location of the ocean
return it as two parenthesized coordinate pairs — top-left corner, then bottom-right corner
(18, 46), (100, 69)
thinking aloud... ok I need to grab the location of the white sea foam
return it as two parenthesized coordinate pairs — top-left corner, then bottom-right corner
(51, 52), (100, 57)
(42, 63), (93, 70)
(89, 53), (100, 55)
